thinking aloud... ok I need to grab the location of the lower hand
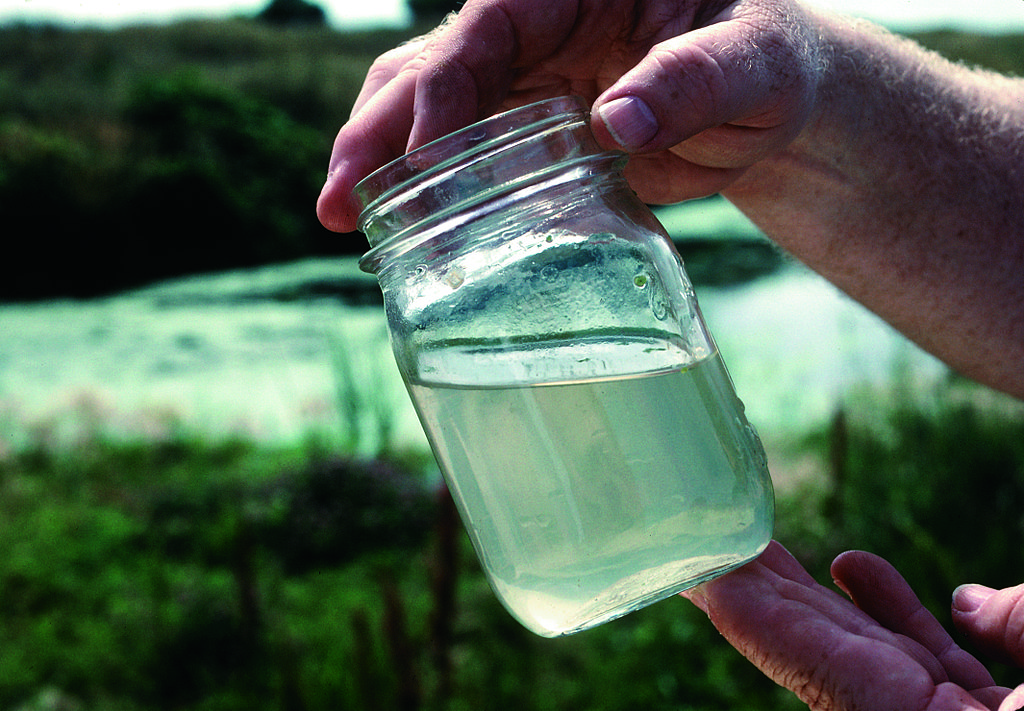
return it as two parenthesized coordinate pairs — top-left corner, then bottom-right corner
(682, 541), (1024, 710)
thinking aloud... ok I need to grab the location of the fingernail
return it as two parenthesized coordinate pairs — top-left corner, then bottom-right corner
(952, 584), (996, 613)
(597, 96), (658, 151)
(832, 577), (852, 599)
(680, 584), (709, 613)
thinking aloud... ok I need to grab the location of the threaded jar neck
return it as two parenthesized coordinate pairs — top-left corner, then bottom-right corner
(355, 96), (626, 274)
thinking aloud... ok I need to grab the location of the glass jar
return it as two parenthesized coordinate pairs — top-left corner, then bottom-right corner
(355, 96), (773, 637)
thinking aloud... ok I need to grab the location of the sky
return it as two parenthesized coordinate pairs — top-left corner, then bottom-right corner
(0, 0), (1023, 32)
(0, 0), (412, 30)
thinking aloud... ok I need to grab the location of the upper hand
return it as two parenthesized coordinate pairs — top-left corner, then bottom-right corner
(682, 541), (1024, 711)
(316, 0), (828, 233)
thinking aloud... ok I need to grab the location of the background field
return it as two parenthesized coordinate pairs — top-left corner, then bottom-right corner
(2, 15), (1023, 300)
(2, 10), (1024, 711)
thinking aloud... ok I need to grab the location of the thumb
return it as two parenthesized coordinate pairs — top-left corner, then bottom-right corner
(951, 582), (1024, 668)
(591, 9), (821, 163)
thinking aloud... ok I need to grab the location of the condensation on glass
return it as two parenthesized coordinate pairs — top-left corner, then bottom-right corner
(355, 96), (774, 637)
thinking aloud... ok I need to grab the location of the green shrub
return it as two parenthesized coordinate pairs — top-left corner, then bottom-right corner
(827, 378), (1024, 602)
(122, 70), (331, 263)
(257, 456), (437, 574)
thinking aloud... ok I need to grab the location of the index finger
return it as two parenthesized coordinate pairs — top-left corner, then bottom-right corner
(316, 66), (419, 233)
(350, 38), (426, 120)
(405, 0), (581, 148)
(317, 0), (582, 233)
(832, 550), (996, 692)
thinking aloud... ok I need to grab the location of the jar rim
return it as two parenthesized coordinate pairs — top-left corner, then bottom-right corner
(352, 95), (590, 217)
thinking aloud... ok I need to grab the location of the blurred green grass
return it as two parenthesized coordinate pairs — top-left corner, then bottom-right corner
(2, 370), (1022, 710)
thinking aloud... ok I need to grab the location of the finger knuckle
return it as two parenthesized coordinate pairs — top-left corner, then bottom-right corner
(649, 41), (729, 124)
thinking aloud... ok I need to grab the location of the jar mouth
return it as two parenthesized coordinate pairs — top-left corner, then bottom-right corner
(354, 96), (634, 274)
(353, 95), (590, 219)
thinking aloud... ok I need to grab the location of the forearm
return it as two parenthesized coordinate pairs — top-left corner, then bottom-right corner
(724, 13), (1024, 398)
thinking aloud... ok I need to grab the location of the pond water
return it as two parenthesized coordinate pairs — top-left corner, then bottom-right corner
(0, 248), (946, 457)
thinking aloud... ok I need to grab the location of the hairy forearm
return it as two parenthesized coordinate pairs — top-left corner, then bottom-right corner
(724, 13), (1024, 398)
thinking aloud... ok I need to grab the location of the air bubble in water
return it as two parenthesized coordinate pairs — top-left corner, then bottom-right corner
(444, 268), (465, 289)
(650, 294), (669, 320)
